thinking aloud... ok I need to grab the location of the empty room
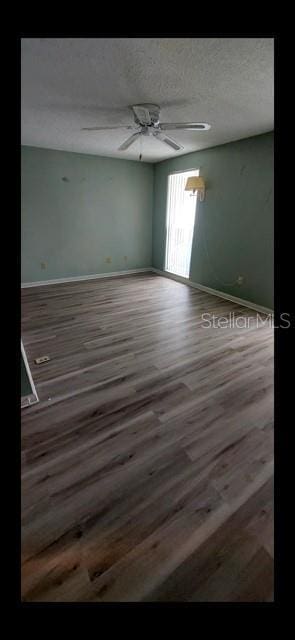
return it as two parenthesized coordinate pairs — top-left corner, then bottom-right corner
(21, 37), (274, 603)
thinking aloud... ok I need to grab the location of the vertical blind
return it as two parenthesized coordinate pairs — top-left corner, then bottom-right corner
(165, 169), (199, 278)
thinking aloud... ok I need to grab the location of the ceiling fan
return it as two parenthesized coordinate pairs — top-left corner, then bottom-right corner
(82, 104), (211, 152)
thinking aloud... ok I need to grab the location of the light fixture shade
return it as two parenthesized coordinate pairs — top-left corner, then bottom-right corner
(185, 176), (205, 191)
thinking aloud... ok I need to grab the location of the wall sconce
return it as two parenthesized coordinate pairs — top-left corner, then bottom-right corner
(185, 176), (206, 201)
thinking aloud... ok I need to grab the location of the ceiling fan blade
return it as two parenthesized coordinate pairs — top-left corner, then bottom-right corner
(118, 132), (142, 151)
(153, 131), (184, 151)
(160, 122), (211, 131)
(82, 125), (136, 131)
(132, 105), (152, 125)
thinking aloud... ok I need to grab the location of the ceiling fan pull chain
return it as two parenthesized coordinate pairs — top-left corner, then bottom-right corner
(139, 134), (142, 161)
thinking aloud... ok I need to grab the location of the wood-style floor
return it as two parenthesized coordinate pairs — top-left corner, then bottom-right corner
(21, 273), (274, 602)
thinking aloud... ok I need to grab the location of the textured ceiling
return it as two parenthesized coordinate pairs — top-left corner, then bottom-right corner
(21, 38), (274, 163)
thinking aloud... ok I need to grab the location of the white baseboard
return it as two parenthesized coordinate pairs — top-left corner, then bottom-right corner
(151, 268), (273, 315)
(21, 267), (152, 288)
(21, 266), (273, 315)
(21, 340), (39, 407)
(21, 393), (39, 409)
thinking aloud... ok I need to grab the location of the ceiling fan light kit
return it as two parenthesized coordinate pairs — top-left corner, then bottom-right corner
(82, 104), (211, 156)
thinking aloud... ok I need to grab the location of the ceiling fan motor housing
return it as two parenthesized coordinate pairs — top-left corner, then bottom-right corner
(132, 104), (160, 126)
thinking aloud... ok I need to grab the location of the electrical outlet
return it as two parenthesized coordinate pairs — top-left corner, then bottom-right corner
(35, 355), (50, 364)
(237, 275), (244, 285)
(41, 262), (46, 270)
(105, 257), (112, 264)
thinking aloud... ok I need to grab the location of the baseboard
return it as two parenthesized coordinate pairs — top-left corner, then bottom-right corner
(21, 340), (39, 406)
(21, 267), (153, 288)
(151, 268), (273, 315)
(21, 266), (273, 315)
(21, 393), (39, 409)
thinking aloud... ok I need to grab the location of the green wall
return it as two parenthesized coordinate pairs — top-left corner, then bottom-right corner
(21, 134), (273, 309)
(152, 132), (274, 309)
(21, 146), (153, 282)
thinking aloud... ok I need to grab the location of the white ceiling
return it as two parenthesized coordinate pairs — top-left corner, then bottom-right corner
(21, 38), (274, 163)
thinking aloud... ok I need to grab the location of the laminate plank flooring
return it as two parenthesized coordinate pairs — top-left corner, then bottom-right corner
(21, 273), (274, 602)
